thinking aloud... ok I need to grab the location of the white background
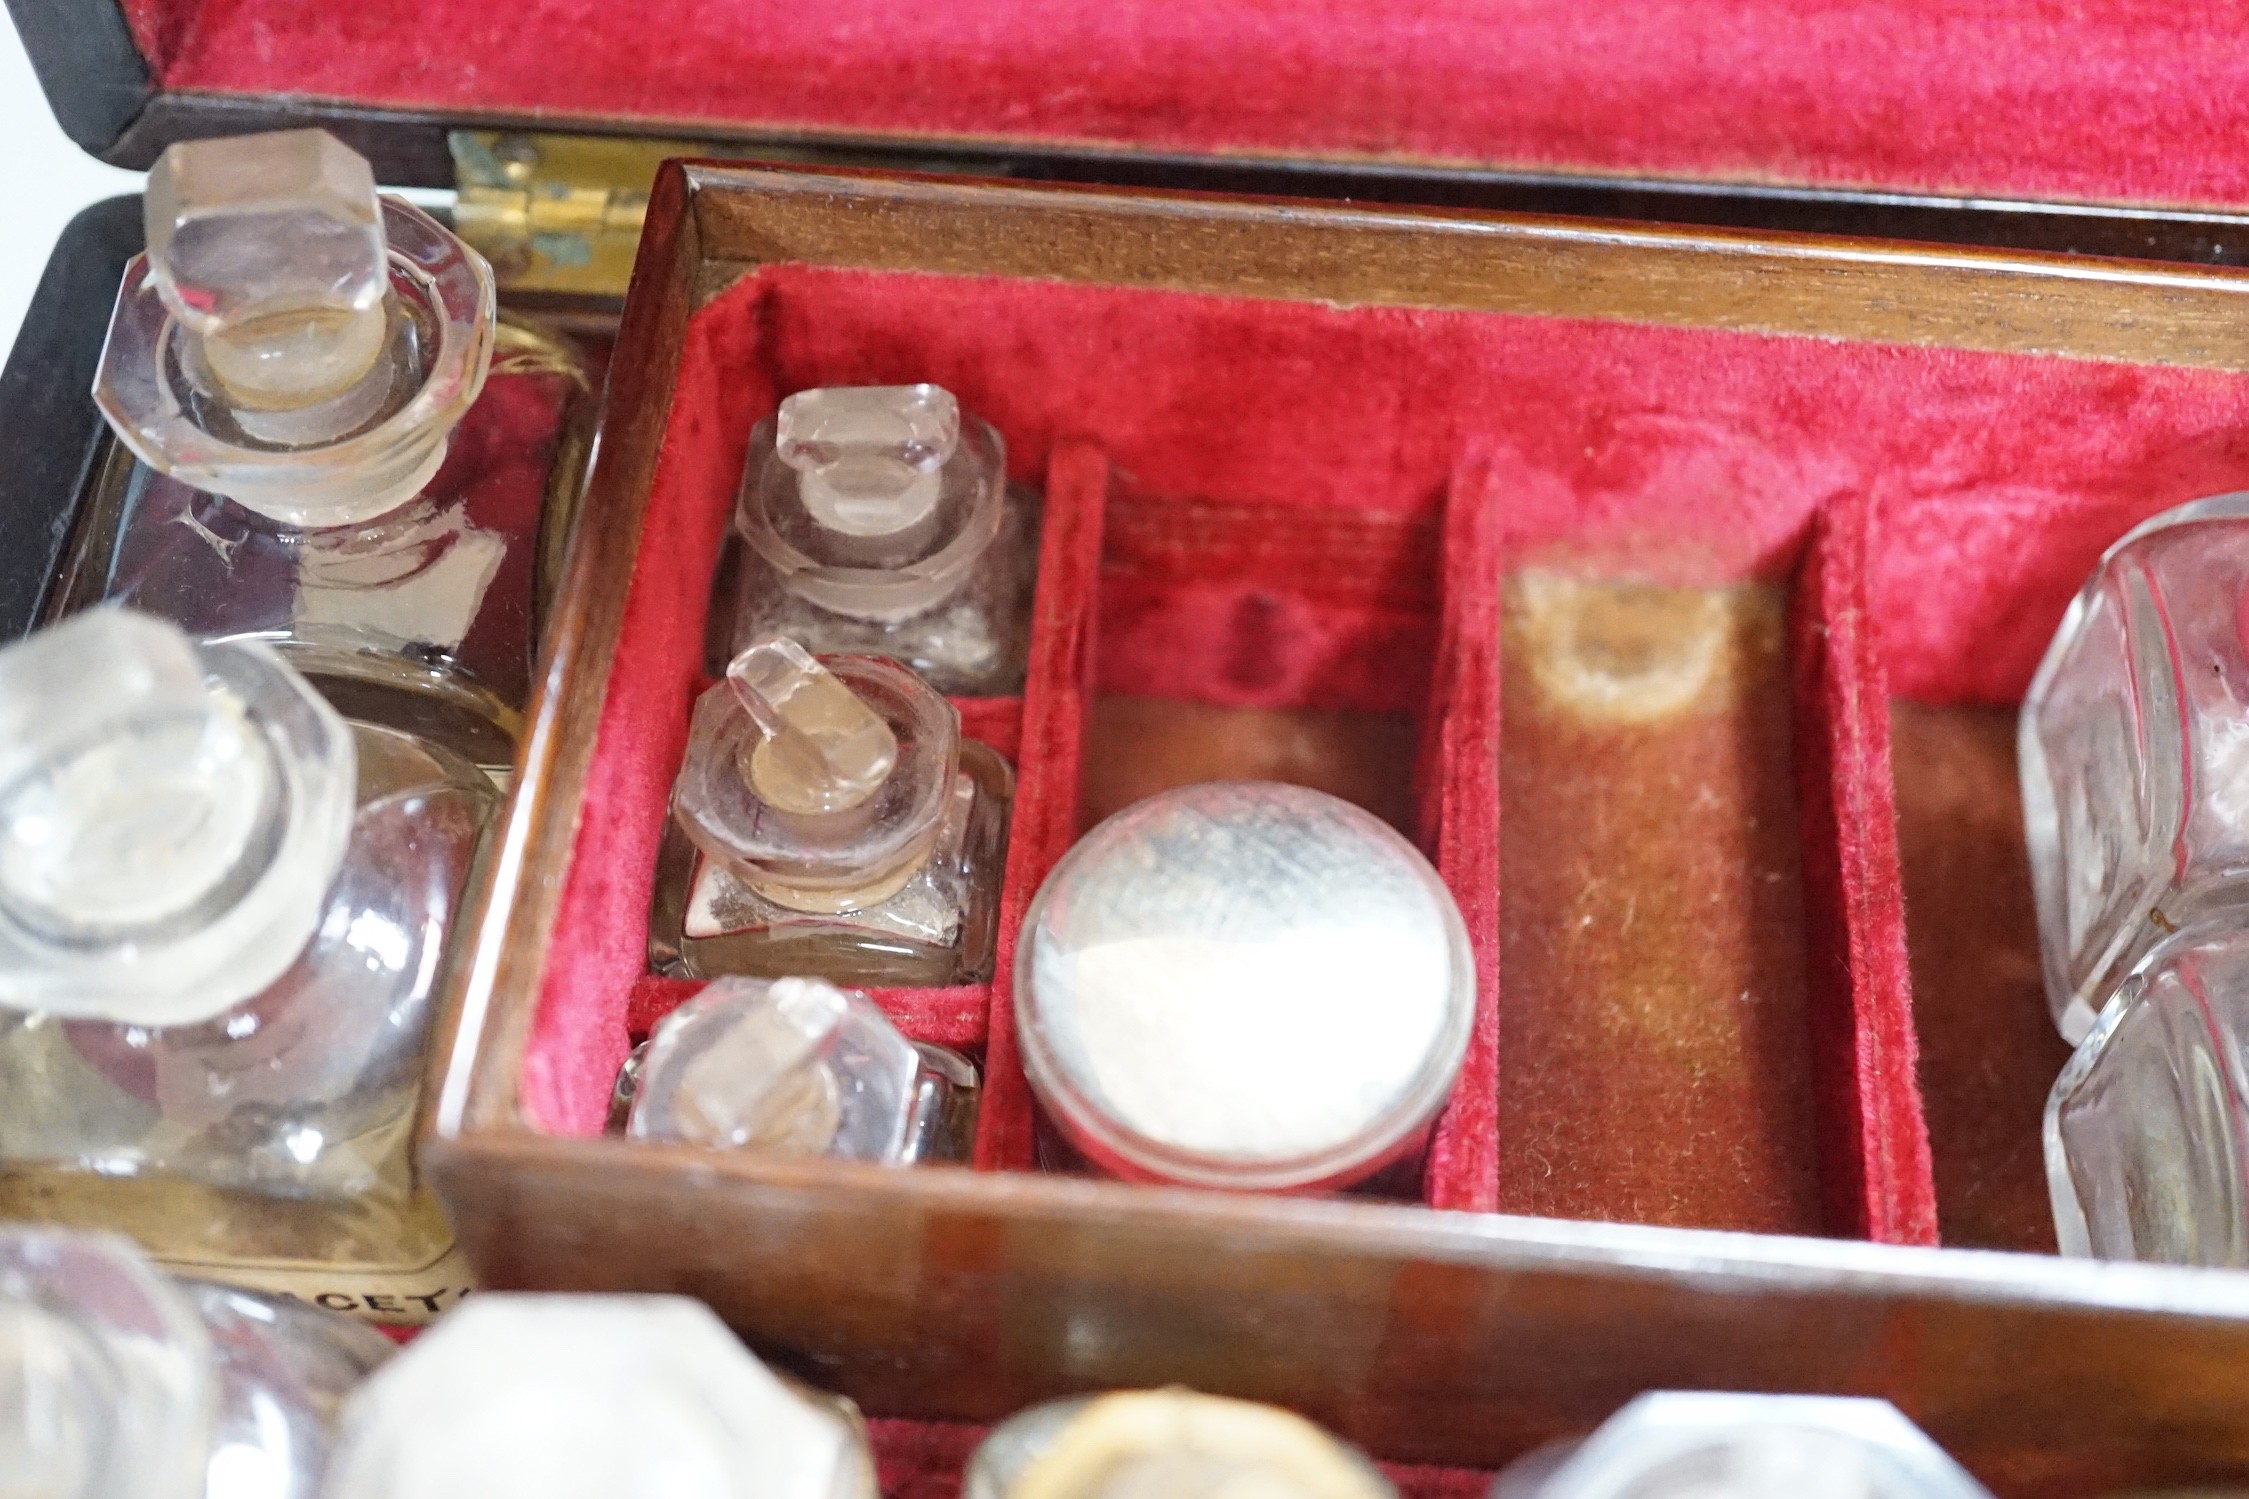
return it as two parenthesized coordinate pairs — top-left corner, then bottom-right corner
(0, 17), (140, 367)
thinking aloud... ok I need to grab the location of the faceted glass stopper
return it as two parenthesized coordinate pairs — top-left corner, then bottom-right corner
(729, 638), (899, 816)
(777, 385), (961, 537)
(0, 1228), (215, 1499)
(1512, 1393), (1993, 1499)
(321, 1295), (872, 1499)
(629, 977), (927, 1161)
(146, 128), (390, 412)
(0, 612), (272, 947)
(0, 610), (357, 1027)
(969, 1391), (1394, 1499)
(674, 648), (959, 915)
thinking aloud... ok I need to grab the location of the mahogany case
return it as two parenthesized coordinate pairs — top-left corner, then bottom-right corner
(424, 160), (2249, 1497)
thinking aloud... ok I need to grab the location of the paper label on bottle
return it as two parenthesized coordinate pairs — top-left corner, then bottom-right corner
(147, 1239), (477, 1327)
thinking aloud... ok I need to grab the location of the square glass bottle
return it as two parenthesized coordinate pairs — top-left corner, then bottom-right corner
(650, 639), (1011, 985)
(2020, 492), (2249, 1042)
(0, 609), (498, 1319)
(2044, 920), (2249, 1266)
(717, 384), (1041, 695)
(57, 128), (592, 773)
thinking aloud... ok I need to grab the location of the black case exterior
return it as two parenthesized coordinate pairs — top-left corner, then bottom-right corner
(0, 196), (140, 640)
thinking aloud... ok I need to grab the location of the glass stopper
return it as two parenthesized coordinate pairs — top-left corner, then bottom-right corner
(320, 1295), (873, 1499)
(671, 977), (849, 1153)
(728, 638), (899, 816)
(145, 128), (391, 413)
(777, 386), (961, 537)
(1506, 1393), (1994, 1499)
(629, 977), (931, 1161)
(0, 610), (356, 1027)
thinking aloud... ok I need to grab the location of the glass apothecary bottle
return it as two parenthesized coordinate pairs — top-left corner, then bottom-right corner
(2044, 920), (2249, 1266)
(620, 976), (978, 1163)
(649, 638), (1012, 985)
(0, 609), (496, 1316)
(1490, 1392), (1992, 1499)
(2019, 493), (2249, 1043)
(964, 1388), (1394, 1499)
(0, 1226), (393, 1499)
(59, 127), (592, 773)
(719, 384), (1041, 695)
(322, 1294), (879, 1499)
(1016, 782), (1474, 1193)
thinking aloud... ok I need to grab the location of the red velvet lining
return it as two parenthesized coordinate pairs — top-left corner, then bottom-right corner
(117, 0), (2249, 211)
(528, 258), (2249, 1243)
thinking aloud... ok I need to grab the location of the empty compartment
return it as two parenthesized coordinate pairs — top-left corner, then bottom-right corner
(1885, 701), (2066, 1252)
(1086, 494), (1436, 832)
(1873, 404), (2249, 1251)
(1497, 568), (1825, 1234)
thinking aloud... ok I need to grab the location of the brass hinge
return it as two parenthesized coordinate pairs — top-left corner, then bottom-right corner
(450, 131), (705, 298)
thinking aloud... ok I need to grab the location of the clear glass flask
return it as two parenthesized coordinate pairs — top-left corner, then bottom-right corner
(623, 976), (979, 1163)
(649, 638), (1012, 985)
(719, 385), (1040, 695)
(0, 1226), (393, 1499)
(2019, 493), (2249, 1043)
(0, 610), (496, 1317)
(66, 127), (592, 771)
(321, 1294), (878, 1499)
(964, 1388), (1394, 1499)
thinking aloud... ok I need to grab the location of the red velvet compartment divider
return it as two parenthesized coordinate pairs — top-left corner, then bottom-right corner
(526, 255), (2249, 1253)
(117, 0), (2249, 213)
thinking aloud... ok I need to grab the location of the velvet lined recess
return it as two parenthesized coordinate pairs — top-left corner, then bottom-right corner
(523, 257), (2249, 1250)
(114, 0), (2249, 212)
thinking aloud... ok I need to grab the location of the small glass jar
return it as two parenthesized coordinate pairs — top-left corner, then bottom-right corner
(649, 638), (1012, 985)
(0, 1226), (394, 1499)
(2020, 493), (2249, 1043)
(70, 128), (592, 772)
(1489, 1392), (1993, 1499)
(964, 1389), (1394, 1499)
(719, 384), (1041, 695)
(1016, 781), (1474, 1193)
(321, 1294), (879, 1499)
(622, 976), (979, 1164)
(0, 609), (496, 1310)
